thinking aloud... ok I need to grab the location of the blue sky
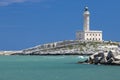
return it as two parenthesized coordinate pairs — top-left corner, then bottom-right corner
(0, 0), (120, 50)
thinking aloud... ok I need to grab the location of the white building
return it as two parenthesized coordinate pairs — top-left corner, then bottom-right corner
(76, 7), (102, 41)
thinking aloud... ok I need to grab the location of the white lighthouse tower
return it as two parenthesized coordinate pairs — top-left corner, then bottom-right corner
(84, 7), (90, 31)
(76, 7), (103, 41)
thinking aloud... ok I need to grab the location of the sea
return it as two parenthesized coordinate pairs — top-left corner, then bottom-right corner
(0, 55), (120, 80)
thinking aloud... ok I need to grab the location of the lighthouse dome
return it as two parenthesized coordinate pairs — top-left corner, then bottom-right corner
(84, 7), (90, 15)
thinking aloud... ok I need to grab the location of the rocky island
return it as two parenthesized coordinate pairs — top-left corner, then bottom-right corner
(1, 40), (120, 65)
(0, 40), (119, 55)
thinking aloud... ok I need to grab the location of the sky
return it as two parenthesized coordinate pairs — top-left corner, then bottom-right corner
(0, 0), (120, 50)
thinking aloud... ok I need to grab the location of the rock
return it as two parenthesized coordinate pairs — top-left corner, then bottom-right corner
(107, 58), (114, 63)
(106, 51), (114, 60)
(114, 55), (120, 60)
(94, 57), (100, 64)
(100, 58), (107, 64)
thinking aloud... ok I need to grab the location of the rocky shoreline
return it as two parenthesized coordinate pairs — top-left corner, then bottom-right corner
(78, 50), (120, 65)
(11, 52), (92, 56)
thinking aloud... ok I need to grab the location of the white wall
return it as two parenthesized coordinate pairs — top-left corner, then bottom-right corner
(76, 31), (102, 41)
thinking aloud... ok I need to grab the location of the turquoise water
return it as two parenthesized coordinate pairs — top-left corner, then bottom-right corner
(0, 56), (120, 80)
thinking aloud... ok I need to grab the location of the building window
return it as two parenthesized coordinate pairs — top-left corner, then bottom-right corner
(90, 34), (91, 36)
(99, 34), (100, 36)
(96, 34), (97, 36)
(99, 38), (100, 40)
(93, 38), (94, 40)
(96, 38), (97, 40)
(93, 34), (94, 36)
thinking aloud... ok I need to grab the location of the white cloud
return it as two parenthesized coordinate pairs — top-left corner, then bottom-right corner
(0, 0), (44, 6)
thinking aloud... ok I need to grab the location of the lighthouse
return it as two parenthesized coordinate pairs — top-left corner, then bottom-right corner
(84, 7), (90, 31)
(76, 7), (103, 41)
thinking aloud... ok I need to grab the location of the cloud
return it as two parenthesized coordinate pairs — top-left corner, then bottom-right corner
(0, 0), (44, 6)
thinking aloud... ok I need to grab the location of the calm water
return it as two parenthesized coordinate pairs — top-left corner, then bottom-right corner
(0, 56), (120, 80)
